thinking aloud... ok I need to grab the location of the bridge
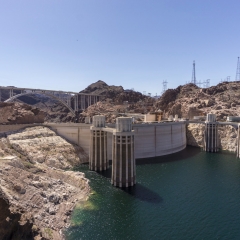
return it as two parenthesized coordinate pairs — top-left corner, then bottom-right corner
(0, 86), (102, 115)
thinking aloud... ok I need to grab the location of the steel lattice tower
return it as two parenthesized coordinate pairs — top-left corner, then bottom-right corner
(236, 57), (240, 81)
(191, 61), (196, 84)
(162, 80), (168, 94)
(203, 79), (210, 88)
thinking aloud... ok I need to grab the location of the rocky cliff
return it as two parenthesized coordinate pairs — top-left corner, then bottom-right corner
(0, 102), (45, 125)
(155, 81), (240, 121)
(0, 89), (75, 123)
(79, 80), (154, 123)
(17, 94), (75, 123)
(187, 123), (237, 152)
(0, 126), (90, 240)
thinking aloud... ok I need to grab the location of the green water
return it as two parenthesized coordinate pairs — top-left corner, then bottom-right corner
(65, 147), (240, 240)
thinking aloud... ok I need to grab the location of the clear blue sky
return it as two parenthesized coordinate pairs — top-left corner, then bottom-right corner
(1, 0), (240, 95)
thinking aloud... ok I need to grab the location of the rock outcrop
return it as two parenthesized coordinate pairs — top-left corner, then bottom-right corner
(187, 123), (205, 147)
(187, 123), (237, 152)
(155, 81), (240, 121)
(0, 102), (45, 125)
(79, 80), (154, 123)
(17, 94), (75, 123)
(0, 126), (90, 240)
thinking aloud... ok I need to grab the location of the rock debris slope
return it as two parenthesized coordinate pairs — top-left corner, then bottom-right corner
(0, 126), (90, 240)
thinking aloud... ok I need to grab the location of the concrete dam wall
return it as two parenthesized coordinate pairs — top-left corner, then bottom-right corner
(133, 123), (186, 159)
(0, 122), (187, 160)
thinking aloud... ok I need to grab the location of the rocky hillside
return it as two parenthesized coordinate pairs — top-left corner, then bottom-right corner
(155, 81), (240, 121)
(187, 123), (237, 152)
(0, 102), (45, 124)
(80, 80), (123, 98)
(79, 80), (155, 123)
(18, 94), (75, 123)
(0, 126), (90, 240)
(0, 89), (75, 123)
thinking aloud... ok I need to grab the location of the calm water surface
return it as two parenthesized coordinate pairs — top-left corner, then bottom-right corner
(65, 147), (240, 240)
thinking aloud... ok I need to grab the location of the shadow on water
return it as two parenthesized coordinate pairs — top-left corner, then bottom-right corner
(97, 169), (163, 204)
(122, 183), (163, 204)
(136, 146), (201, 165)
(97, 168), (112, 178)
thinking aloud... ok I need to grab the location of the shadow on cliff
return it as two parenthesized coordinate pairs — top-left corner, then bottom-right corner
(136, 146), (201, 165)
(0, 198), (35, 240)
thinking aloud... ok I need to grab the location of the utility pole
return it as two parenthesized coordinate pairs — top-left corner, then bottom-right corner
(191, 60), (196, 84)
(236, 57), (240, 81)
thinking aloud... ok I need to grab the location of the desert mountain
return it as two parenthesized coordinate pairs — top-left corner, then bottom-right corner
(154, 81), (240, 121)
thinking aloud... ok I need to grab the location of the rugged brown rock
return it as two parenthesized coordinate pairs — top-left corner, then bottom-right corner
(187, 123), (237, 152)
(79, 80), (154, 123)
(0, 102), (45, 124)
(0, 126), (90, 240)
(154, 81), (240, 121)
(17, 94), (75, 123)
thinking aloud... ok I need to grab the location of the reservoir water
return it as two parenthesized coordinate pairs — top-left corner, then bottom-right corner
(65, 147), (240, 240)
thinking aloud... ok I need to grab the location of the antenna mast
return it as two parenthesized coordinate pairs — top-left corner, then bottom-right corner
(191, 61), (196, 84)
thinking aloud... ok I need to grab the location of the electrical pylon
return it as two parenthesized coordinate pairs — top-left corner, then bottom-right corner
(236, 57), (240, 81)
(162, 80), (168, 94)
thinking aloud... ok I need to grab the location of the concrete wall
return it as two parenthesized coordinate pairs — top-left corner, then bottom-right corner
(0, 122), (186, 160)
(133, 122), (186, 159)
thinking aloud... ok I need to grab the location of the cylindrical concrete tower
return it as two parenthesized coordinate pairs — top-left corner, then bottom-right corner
(112, 117), (136, 188)
(206, 113), (216, 122)
(89, 115), (108, 171)
(204, 114), (218, 152)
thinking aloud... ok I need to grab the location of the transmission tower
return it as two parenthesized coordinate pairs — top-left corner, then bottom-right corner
(203, 79), (210, 88)
(162, 80), (168, 94)
(191, 60), (196, 84)
(236, 57), (240, 81)
(223, 76), (230, 82)
(197, 80), (203, 88)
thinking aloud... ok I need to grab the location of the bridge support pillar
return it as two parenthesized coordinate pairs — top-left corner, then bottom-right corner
(89, 115), (108, 171)
(111, 117), (136, 188)
(204, 114), (218, 152)
(10, 89), (13, 98)
(74, 94), (78, 112)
